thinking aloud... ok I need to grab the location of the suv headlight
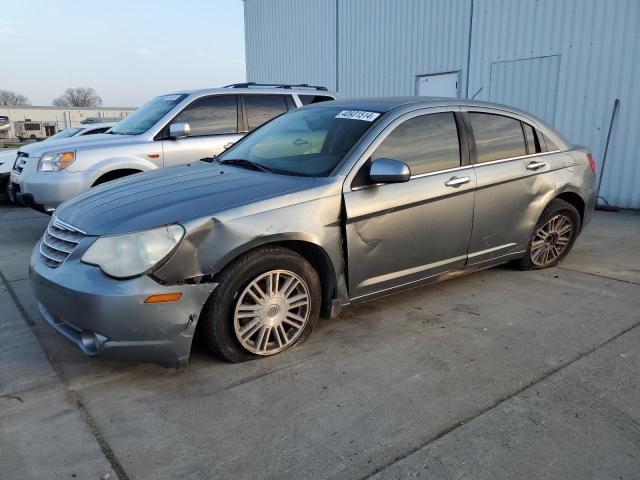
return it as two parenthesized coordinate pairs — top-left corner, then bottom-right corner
(81, 225), (184, 279)
(38, 151), (75, 171)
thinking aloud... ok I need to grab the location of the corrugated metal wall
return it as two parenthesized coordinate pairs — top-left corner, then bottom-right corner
(488, 55), (561, 124)
(244, 0), (640, 208)
(468, 0), (640, 208)
(337, 0), (472, 96)
(244, 0), (337, 89)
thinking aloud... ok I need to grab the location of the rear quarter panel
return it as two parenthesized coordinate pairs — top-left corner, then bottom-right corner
(553, 147), (597, 229)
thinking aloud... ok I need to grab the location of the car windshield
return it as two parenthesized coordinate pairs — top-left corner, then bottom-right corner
(217, 107), (382, 176)
(48, 127), (83, 140)
(109, 94), (187, 135)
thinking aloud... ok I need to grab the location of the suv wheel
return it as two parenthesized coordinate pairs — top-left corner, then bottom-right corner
(199, 246), (321, 362)
(516, 198), (581, 270)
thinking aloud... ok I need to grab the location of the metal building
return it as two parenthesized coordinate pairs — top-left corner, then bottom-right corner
(244, 0), (640, 208)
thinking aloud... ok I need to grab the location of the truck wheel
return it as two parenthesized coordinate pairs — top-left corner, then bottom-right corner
(199, 245), (321, 362)
(515, 198), (581, 270)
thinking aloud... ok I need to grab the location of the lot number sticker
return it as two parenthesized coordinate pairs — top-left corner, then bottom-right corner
(335, 110), (381, 122)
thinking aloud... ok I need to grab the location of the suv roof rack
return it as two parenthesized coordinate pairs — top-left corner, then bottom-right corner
(224, 82), (329, 92)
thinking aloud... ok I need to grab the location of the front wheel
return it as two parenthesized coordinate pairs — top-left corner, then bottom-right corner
(199, 246), (321, 362)
(516, 198), (581, 270)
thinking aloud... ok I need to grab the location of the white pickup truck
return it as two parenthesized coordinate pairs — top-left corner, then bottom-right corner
(9, 83), (337, 212)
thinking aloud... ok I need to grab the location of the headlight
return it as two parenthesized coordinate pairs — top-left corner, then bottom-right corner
(38, 151), (75, 171)
(81, 225), (184, 279)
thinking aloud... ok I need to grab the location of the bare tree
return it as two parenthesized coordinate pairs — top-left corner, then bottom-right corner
(0, 89), (30, 105)
(52, 87), (102, 108)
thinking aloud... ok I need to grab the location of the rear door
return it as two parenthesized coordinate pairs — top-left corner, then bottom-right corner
(464, 109), (556, 264)
(343, 109), (476, 300)
(162, 94), (243, 166)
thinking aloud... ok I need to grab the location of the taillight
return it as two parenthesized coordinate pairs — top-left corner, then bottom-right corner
(587, 153), (596, 173)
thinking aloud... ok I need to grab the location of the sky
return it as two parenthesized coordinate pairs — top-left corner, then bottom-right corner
(0, 0), (246, 107)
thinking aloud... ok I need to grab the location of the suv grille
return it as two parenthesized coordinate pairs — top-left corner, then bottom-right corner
(12, 152), (27, 174)
(40, 216), (85, 268)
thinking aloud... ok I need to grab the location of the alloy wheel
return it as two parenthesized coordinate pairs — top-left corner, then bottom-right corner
(233, 269), (311, 355)
(530, 214), (574, 267)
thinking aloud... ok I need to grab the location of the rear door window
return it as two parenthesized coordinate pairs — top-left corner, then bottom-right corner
(522, 123), (541, 154)
(372, 112), (461, 176)
(243, 95), (288, 131)
(173, 95), (239, 136)
(542, 133), (559, 151)
(284, 95), (297, 111)
(299, 95), (334, 105)
(469, 113), (527, 163)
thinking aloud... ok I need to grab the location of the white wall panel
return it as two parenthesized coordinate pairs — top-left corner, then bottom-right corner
(244, 0), (337, 89)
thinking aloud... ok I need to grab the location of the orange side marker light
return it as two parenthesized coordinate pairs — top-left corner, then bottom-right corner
(144, 293), (182, 304)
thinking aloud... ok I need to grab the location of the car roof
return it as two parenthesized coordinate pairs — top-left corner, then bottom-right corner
(306, 96), (534, 115)
(307, 96), (567, 148)
(165, 86), (339, 97)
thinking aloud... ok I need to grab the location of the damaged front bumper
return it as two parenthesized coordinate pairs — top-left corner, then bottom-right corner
(29, 244), (215, 367)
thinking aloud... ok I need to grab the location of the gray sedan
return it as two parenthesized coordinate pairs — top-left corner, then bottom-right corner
(30, 97), (597, 366)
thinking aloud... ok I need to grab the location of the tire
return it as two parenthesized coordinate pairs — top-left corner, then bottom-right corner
(199, 245), (321, 362)
(515, 198), (581, 270)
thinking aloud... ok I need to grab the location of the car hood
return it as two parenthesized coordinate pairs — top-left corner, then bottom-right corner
(55, 162), (316, 235)
(17, 133), (138, 157)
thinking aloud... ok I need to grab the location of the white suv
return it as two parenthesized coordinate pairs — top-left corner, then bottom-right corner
(1, 122), (115, 202)
(10, 83), (337, 212)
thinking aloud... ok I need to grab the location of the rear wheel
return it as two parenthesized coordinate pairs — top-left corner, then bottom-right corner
(199, 246), (321, 362)
(516, 198), (581, 270)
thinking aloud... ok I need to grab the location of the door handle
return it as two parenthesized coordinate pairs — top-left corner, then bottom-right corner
(444, 176), (471, 187)
(292, 138), (309, 146)
(526, 160), (546, 171)
(223, 142), (235, 150)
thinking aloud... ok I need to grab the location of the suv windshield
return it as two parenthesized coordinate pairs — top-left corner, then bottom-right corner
(109, 94), (187, 135)
(218, 107), (381, 176)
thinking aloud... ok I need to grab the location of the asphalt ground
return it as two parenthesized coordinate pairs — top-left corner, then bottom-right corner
(1, 204), (639, 480)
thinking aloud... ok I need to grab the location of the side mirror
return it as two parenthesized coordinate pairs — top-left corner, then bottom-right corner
(169, 122), (190, 139)
(369, 158), (411, 184)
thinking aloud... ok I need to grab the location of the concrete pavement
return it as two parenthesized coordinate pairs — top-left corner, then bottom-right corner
(0, 204), (639, 479)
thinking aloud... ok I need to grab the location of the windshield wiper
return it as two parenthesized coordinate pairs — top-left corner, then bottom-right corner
(216, 158), (273, 173)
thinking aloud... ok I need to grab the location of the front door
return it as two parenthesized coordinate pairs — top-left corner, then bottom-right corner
(343, 110), (475, 300)
(162, 94), (243, 166)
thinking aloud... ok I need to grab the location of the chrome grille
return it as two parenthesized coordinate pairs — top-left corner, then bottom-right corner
(40, 216), (85, 268)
